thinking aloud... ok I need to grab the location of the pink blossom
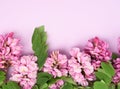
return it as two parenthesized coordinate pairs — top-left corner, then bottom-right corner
(9, 55), (38, 89)
(112, 58), (120, 84)
(84, 37), (112, 70)
(0, 32), (22, 70)
(49, 80), (64, 89)
(43, 51), (68, 78)
(68, 48), (95, 86)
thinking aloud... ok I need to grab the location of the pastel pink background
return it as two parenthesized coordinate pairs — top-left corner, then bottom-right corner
(0, 0), (120, 53)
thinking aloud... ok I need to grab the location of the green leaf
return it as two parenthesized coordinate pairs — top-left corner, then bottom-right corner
(48, 76), (76, 88)
(0, 71), (6, 86)
(76, 86), (85, 89)
(2, 81), (20, 89)
(37, 72), (52, 79)
(32, 85), (39, 89)
(37, 72), (52, 86)
(47, 77), (61, 86)
(76, 86), (93, 89)
(95, 62), (115, 86)
(40, 83), (48, 89)
(61, 76), (77, 85)
(94, 62), (116, 89)
(109, 83), (115, 89)
(32, 26), (48, 69)
(62, 83), (73, 89)
(93, 81), (108, 89)
(37, 78), (48, 85)
(0, 71), (5, 75)
(95, 71), (111, 84)
(101, 62), (115, 77)
(86, 87), (94, 89)
(117, 83), (120, 89)
(73, 87), (78, 89)
(112, 53), (118, 59)
(2, 84), (8, 89)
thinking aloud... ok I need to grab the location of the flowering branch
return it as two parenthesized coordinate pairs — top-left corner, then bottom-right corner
(0, 26), (120, 89)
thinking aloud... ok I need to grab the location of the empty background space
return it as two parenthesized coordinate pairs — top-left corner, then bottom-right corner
(0, 0), (120, 53)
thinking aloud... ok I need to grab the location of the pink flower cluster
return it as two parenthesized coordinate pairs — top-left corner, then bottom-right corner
(84, 37), (111, 70)
(0, 32), (22, 70)
(10, 55), (38, 89)
(0, 32), (116, 89)
(43, 51), (68, 78)
(43, 51), (68, 88)
(112, 58), (120, 84)
(68, 48), (95, 86)
(1, 31), (120, 89)
(43, 49), (96, 87)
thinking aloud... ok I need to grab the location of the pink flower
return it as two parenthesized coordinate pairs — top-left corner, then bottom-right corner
(0, 32), (22, 70)
(49, 80), (64, 89)
(112, 58), (120, 84)
(68, 48), (95, 86)
(9, 55), (38, 89)
(84, 37), (112, 70)
(43, 51), (68, 89)
(43, 51), (68, 78)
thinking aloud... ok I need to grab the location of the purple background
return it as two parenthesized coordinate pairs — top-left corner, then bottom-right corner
(0, 0), (120, 53)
